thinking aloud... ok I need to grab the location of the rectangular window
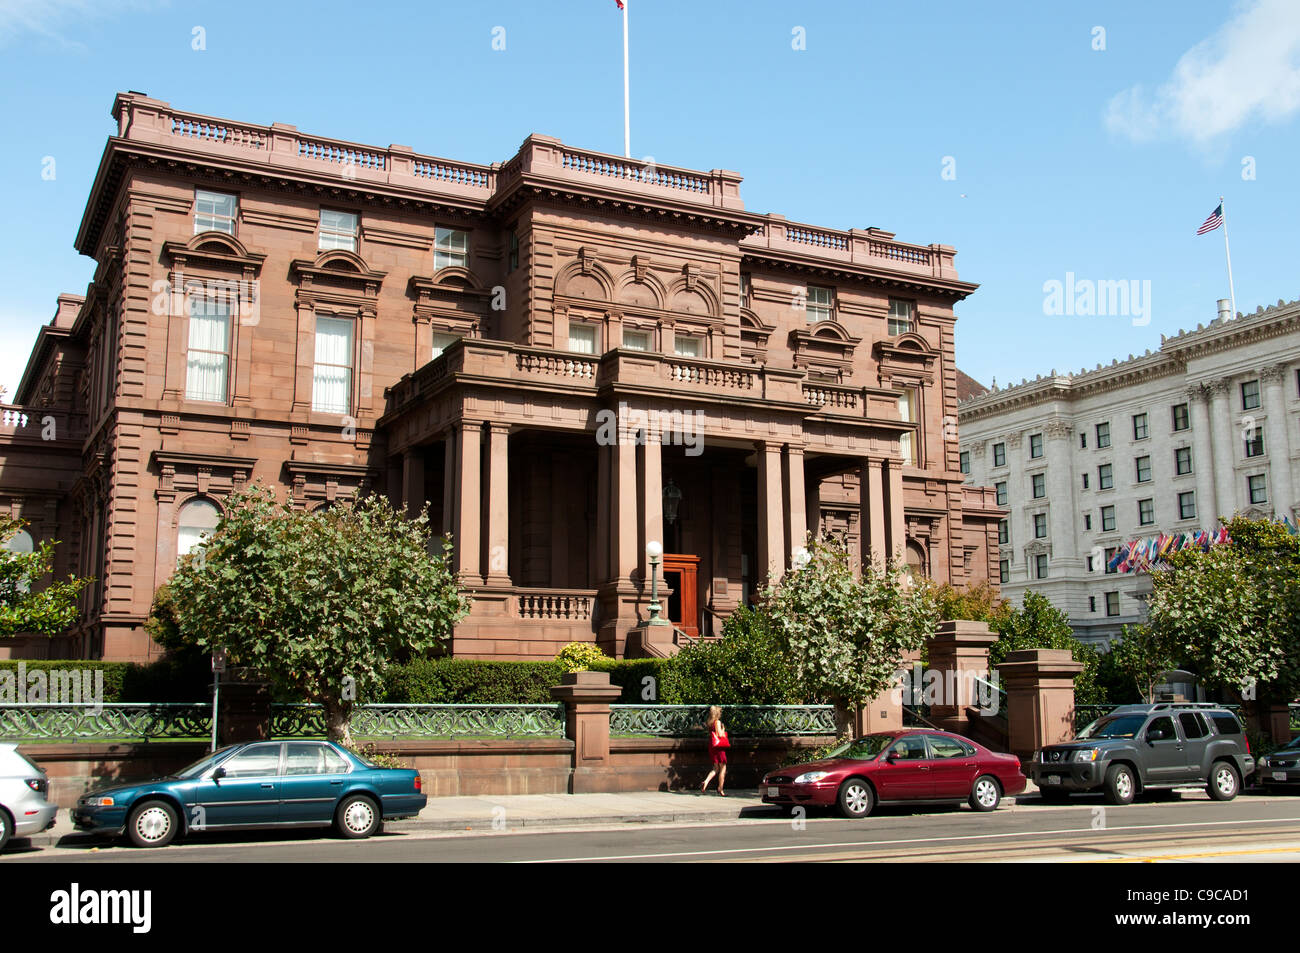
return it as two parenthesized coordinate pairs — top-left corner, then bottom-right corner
(1101, 505), (1116, 532)
(1089, 596), (1097, 612)
(569, 323), (598, 354)
(1105, 546), (1117, 574)
(898, 388), (918, 466)
(1175, 447), (1192, 475)
(622, 329), (650, 351)
(739, 273), (751, 307)
(319, 209), (358, 252)
(1082, 473), (1090, 490)
(998, 519), (1009, 545)
(1248, 474), (1267, 504)
(673, 334), (701, 358)
(1105, 591), (1120, 616)
(508, 230), (519, 272)
(1032, 473), (1046, 498)
(959, 451), (970, 475)
(999, 559), (1009, 584)
(434, 227), (469, 270)
(1086, 554), (1095, 572)
(1172, 403), (1190, 431)
(1096, 422), (1111, 448)
(1029, 433), (1044, 458)
(1244, 429), (1265, 457)
(184, 300), (231, 402)
(993, 442), (1006, 467)
(1080, 432), (1087, 449)
(194, 189), (237, 235)
(1098, 463), (1113, 489)
(1178, 491), (1196, 520)
(995, 481), (1007, 507)
(1133, 413), (1149, 440)
(1136, 456), (1152, 483)
(1084, 513), (1092, 531)
(1035, 554), (1048, 579)
(312, 316), (354, 414)
(431, 332), (459, 360)
(1241, 379), (1261, 410)
(887, 298), (914, 335)
(1138, 498), (1155, 526)
(1034, 513), (1047, 538)
(806, 285), (833, 323)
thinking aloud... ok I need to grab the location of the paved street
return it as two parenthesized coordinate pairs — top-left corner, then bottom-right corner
(6, 791), (1299, 863)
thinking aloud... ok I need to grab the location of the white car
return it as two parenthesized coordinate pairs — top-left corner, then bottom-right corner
(0, 743), (57, 853)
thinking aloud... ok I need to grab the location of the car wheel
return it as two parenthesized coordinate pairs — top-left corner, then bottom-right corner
(969, 775), (1002, 812)
(0, 808), (12, 854)
(1103, 764), (1137, 805)
(837, 778), (874, 819)
(127, 800), (179, 849)
(1208, 761), (1240, 802)
(336, 795), (380, 839)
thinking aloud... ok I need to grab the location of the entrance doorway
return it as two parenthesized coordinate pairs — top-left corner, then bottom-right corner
(661, 553), (699, 637)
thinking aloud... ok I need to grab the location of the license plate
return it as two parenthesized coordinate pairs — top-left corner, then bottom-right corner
(1273, 772), (1289, 782)
(767, 786), (780, 797)
(1043, 775), (1062, 785)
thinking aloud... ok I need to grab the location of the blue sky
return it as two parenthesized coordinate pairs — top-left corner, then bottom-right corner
(2, 0), (1298, 394)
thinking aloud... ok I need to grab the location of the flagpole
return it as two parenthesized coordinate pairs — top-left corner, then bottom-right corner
(622, 0), (630, 158)
(1220, 194), (1236, 319)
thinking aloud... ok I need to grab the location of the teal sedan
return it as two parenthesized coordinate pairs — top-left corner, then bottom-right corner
(72, 740), (426, 848)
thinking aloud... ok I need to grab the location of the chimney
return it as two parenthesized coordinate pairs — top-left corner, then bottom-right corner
(1216, 298), (1231, 323)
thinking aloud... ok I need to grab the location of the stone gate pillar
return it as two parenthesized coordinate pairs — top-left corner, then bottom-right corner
(927, 620), (998, 734)
(997, 648), (1084, 761)
(551, 670), (622, 793)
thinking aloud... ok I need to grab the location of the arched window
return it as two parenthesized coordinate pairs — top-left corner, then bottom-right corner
(3, 528), (35, 593)
(177, 499), (220, 563)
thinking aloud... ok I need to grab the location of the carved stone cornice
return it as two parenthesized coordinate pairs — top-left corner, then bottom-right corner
(1260, 363), (1287, 383)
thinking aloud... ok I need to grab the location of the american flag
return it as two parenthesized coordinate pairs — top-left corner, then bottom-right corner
(1196, 203), (1224, 235)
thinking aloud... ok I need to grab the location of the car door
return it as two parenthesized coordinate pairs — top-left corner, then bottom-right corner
(280, 742), (353, 824)
(190, 742), (283, 828)
(873, 734), (936, 801)
(926, 735), (979, 798)
(1177, 712), (1211, 781)
(1142, 715), (1185, 784)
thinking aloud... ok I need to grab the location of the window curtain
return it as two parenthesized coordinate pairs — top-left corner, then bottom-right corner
(185, 306), (230, 402)
(313, 317), (354, 414)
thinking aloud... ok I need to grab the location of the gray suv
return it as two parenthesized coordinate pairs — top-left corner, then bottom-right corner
(1028, 703), (1254, 805)
(0, 743), (57, 852)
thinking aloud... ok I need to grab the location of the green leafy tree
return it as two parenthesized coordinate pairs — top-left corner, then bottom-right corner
(0, 516), (91, 636)
(762, 538), (939, 723)
(933, 579), (1011, 624)
(987, 591), (1104, 705)
(1106, 623), (1178, 703)
(1146, 516), (1300, 715)
(167, 484), (469, 744)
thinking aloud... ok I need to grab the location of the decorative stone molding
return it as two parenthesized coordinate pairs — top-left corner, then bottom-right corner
(1006, 430), (1023, 448)
(1044, 419), (1072, 439)
(1260, 363), (1287, 383)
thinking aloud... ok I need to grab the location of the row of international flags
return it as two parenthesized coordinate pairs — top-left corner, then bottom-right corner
(1105, 518), (1300, 573)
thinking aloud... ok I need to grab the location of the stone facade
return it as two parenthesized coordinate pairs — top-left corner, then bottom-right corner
(2, 92), (1000, 661)
(959, 299), (1300, 645)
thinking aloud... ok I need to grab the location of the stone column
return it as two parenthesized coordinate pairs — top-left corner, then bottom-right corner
(641, 427), (663, 578)
(551, 670), (624, 794)
(856, 646), (921, 734)
(805, 474), (822, 543)
(884, 457), (906, 565)
(483, 422), (511, 586)
(755, 441), (785, 584)
(927, 620), (998, 734)
(453, 421), (483, 585)
(1044, 421), (1077, 570)
(611, 433), (639, 585)
(401, 448), (425, 519)
(998, 648), (1085, 761)
(1261, 364), (1295, 519)
(858, 457), (887, 567)
(783, 444), (807, 566)
(1207, 378), (1236, 523)
(1186, 384), (1217, 527)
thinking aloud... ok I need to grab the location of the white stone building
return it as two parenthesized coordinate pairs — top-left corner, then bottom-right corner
(958, 298), (1300, 645)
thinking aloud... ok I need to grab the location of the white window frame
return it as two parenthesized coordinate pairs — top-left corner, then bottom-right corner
(319, 209), (359, 252)
(184, 298), (231, 403)
(806, 285), (833, 323)
(434, 227), (469, 270)
(887, 298), (914, 335)
(194, 189), (237, 235)
(312, 316), (355, 415)
(673, 333), (702, 358)
(568, 323), (599, 355)
(622, 328), (651, 352)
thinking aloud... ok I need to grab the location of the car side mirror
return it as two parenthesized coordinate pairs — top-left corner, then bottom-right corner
(212, 766), (226, 780)
(886, 751), (901, 762)
(1147, 728), (1167, 742)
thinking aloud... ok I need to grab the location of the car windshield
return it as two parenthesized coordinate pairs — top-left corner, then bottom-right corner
(173, 747), (238, 779)
(1076, 714), (1147, 740)
(823, 734), (895, 761)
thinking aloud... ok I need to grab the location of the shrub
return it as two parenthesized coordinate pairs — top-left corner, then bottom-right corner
(554, 641), (610, 673)
(656, 605), (804, 705)
(382, 658), (567, 704)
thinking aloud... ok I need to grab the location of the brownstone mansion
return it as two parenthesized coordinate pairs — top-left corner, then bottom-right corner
(1, 92), (1002, 662)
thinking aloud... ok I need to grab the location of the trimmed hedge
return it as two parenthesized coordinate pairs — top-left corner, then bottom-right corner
(379, 658), (672, 704)
(0, 653), (212, 702)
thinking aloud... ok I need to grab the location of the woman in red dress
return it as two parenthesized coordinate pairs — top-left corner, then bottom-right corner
(701, 705), (729, 796)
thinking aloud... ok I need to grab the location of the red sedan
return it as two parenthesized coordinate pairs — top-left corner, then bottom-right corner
(761, 729), (1027, 818)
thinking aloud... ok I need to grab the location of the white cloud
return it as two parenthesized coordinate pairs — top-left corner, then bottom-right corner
(0, 0), (163, 48)
(1105, 0), (1300, 144)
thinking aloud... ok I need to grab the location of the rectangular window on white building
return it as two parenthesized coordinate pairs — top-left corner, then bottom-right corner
(993, 442), (1006, 467)
(1175, 447), (1192, 475)
(1172, 403), (1190, 432)
(1241, 379), (1261, 410)
(1032, 473), (1046, 498)
(1178, 491), (1196, 519)
(1034, 554), (1048, 579)
(1101, 505), (1115, 532)
(1098, 463), (1113, 489)
(1033, 513), (1047, 538)
(1133, 413), (1149, 440)
(1138, 498), (1155, 525)
(1105, 591), (1120, 616)
(1096, 422), (1111, 448)
(1136, 456), (1152, 483)
(1248, 474), (1267, 504)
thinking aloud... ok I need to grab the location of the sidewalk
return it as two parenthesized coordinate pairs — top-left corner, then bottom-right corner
(24, 783), (1044, 846)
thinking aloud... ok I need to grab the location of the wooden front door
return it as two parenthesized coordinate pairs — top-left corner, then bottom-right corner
(661, 553), (700, 638)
